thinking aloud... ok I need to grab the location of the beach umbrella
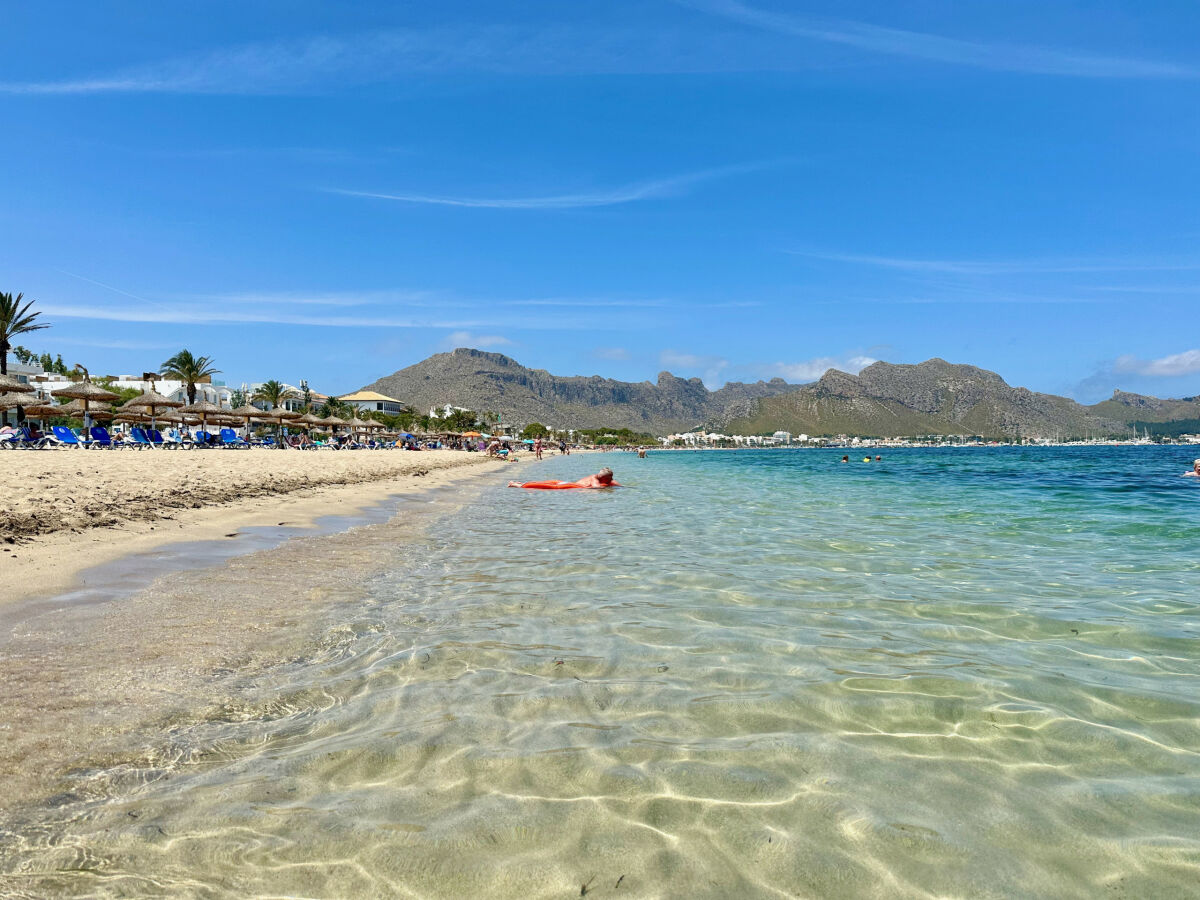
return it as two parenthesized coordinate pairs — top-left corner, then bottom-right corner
(0, 373), (29, 394)
(177, 399), (225, 432)
(257, 406), (300, 446)
(226, 404), (265, 439)
(120, 389), (183, 431)
(1, 391), (39, 428)
(21, 399), (63, 431)
(0, 391), (38, 411)
(51, 379), (120, 430)
(462, 431), (482, 438)
(57, 400), (114, 420)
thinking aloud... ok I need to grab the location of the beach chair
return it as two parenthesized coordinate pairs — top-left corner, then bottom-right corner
(147, 429), (168, 449)
(128, 427), (154, 449)
(11, 426), (50, 449)
(220, 428), (249, 449)
(88, 426), (115, 448)
(48, 425), (82, 449)
(165, 428), (194, 449)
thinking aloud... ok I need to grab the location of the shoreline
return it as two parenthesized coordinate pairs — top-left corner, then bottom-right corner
(0, 452), (525, 816)
(2, 449), (519, 605)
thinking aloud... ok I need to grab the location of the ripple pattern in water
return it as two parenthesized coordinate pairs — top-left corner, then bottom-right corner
(3, 447), (1200, 898)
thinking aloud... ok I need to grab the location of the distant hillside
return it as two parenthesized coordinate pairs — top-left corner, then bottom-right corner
(1089, 390), (1200, 437)
(724, 359), (1131, 439)
(361, 348), (799, 434)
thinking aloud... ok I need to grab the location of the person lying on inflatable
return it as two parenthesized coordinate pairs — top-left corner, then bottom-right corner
(508, 467), (620, 489)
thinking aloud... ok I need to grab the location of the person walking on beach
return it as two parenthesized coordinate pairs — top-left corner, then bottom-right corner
(534, 436), (543, 460)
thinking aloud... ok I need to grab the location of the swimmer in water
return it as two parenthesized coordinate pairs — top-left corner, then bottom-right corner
(841, 455), (849, 463)
(1184, 459), (1200, 478)
(509, 467), (620, 489)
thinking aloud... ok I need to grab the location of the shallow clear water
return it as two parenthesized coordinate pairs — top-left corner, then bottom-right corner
(4, 447), (1200, 898)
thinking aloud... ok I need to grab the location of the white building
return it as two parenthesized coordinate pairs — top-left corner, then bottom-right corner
(341, 390), (405, 414)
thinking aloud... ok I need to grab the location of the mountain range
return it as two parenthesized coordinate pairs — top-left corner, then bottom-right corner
(361, 349), (1200, 439)
(362, 348), (797, 434)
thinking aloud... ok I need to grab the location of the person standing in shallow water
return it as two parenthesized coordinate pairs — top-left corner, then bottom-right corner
(534, 437), (543, 460)
(1184, 459), (1200, 477)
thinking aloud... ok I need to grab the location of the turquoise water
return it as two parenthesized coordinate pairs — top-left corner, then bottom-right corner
(4, 447), (1200, 897)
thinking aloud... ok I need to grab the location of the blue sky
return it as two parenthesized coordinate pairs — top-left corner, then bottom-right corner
(2, 1), (1199, 402)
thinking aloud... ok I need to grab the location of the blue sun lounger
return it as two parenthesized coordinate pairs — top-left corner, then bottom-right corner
(49, 425), (82, 448)
(219, 428), (247, 448)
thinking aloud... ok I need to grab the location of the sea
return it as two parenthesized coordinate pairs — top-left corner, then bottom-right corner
(2, 446), (1200, 898)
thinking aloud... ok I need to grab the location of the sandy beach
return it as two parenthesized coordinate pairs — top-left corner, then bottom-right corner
(1, 448), (517, 601)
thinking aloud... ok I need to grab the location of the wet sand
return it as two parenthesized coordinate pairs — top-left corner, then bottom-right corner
(0, 457), (513, 816)
(1, 448), (517, 602)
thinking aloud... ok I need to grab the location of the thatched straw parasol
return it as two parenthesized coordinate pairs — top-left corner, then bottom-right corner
(0, 373), (30, 394)
(177, 399), (226, 431)
(21, 399), (63, 429)
(0, 392), (39, 411)
(120, 389), (183, 430)
(255, 407), (300, 447)
(57, 400), (115, 420)
(53, 376), (120, 429)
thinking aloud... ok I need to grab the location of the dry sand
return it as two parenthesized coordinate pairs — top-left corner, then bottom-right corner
(1, 448), (519, 601)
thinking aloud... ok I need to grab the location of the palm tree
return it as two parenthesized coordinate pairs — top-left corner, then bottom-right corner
(0, 292), (49, 375)
(160, 349), (220, 404)
(252, 379), (296, 409)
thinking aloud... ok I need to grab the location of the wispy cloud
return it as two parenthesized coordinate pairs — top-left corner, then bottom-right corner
(593, 347), (631, 361)
(194, 289), (442, 308)
(40, 277), (618, 331)
(507, 297), (675, 308)
(39, 302), (494, 329)
(660, 350), (730, 388)
(1114, 349), (1200, 377)
(790, 249), (1200, 275)
(679, 0), (1199, 79)
(5, 12), (1192, 97)
(0, 24), (811, 96)
(50, 337), (178, 351)
(764, 354), (877, 382)
(330, 162), (774, 210)
(441, 330), (513, 350)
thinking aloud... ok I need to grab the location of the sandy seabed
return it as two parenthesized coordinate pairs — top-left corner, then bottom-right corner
(0, 448), (518, 815)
